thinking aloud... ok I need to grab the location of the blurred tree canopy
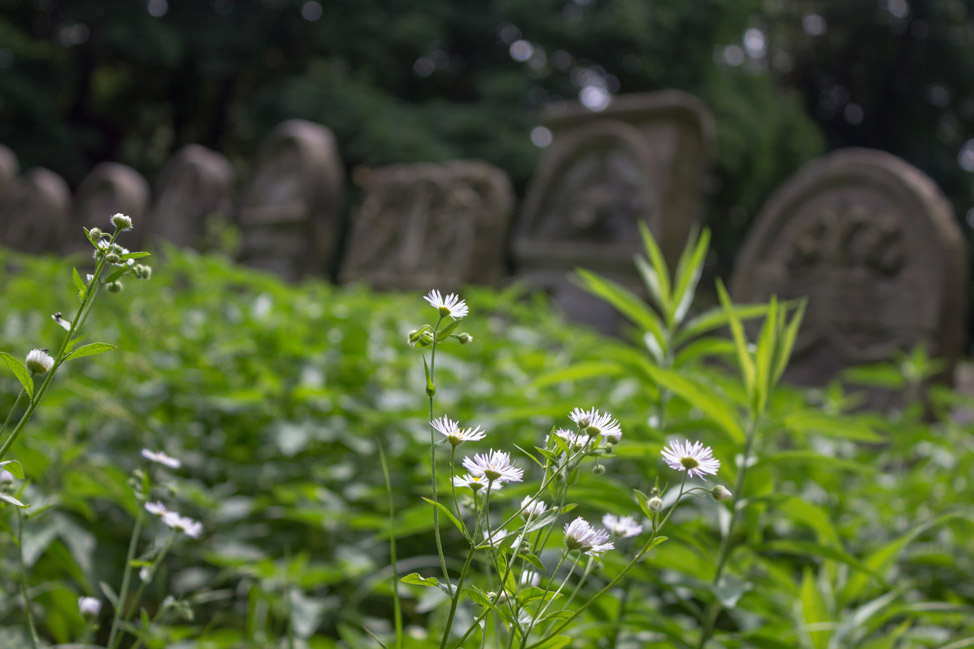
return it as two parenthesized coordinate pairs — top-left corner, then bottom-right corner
(1, 0), (972, 276)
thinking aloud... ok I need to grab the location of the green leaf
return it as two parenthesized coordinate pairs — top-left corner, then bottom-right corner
(716, 280), (755, 401)
(573, 268), (665, 347)
(675, 303), (770, 346)
(753, 295), (778, 414)
(533, 635), (573, 649)
(119, 251), (150, 260)
(435, 319), (460, 342)
(520, 551), (546, 572)
(0, 352), (34, 401)
(421, 497), (468, 540)
(531, 362), (624, 388)
(671, 228), (710, 326)
(800, 568), (832, 649)
(422, 356), (435, 397)
(762, 540), (879, 577)
(513, 444), (544, 469)
(633, 489), (658, 519)
(639, 364), (745, 443)
(773, 299), (806, 384)
(65, 342), (117, 361)
(65, 335), (90, 354)
(780, 411), (883, 443)
(637, 220), (672, 307)
(0, 492), (27, 508)
(0, 460), (25, 479)
(72, 266), (86, 299)
(400, 573), (438, 587)
(99, 581), (120, 607)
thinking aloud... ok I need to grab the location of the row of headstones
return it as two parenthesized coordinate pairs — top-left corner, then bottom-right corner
(0, 90), (967, 394)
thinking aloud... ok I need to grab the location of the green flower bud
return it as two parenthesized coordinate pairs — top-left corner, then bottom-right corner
(647, 496), (663, 512)
(457, 332), (473, 345)
(711, 485), (732, 502)
(592, 464), (606, 475)
(112, 213), (133, 231)
(88, 227), (103, 240)
(106, 280), (123, 293)
(105, 253), (121, 265)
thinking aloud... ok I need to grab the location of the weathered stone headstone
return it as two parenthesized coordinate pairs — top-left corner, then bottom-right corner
(731, 148), (967, 391)
(0, 168), (71, 254)
(340, 160), (514, 290)
(237, 120), (344, 279)
(0, 145), (18, 197)
(74, 162), (150, 249)
(149, 144), (234, 248)
(513, 90), (714, 331)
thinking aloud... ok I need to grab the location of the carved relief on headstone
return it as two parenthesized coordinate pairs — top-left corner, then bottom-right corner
(237, 120), (344, 279)
(513, 91), (714, 331)
(340, 160), (514, 290)
(731, 148), (967, 389)
(148, 145), (234, 248)
(0, 168), (71, 254)
(74, 162), (150, 249)
(0, 145), (18, 197)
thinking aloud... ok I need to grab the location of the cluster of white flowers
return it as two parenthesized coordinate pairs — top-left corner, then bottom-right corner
(569, 407), (623, 441)
(462, 450), (524, 486)
(141, 448), (181, 469)
(145, 500), (203, 539)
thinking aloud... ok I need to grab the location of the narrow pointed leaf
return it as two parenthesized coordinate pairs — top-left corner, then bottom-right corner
(0, 492), (27, 507)
(0, 352), (34, 401)
(65, 342), (117, 361)
(421, 497), (469, 540)
(671, 228), (710, 326)
(716, 280), (755, 398)
(400, 573), (439, 587)
(640, 363), (745, 443)
(638, 220), (671, 305)
(773, 299), (807, 384)
(573, 268), (665, 347)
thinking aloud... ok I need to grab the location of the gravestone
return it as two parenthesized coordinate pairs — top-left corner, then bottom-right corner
(149, 144), (234, 248)
(237, 119), (344, 279)
(513, 91), (714, 331)
(340, 160), (514, 290)
(731, 148), (967, 391)
(0, 168), (71, 254)
(74, 162), (150, 249)
(0, 145), (17, 196)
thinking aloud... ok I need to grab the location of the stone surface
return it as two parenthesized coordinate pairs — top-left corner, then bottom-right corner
(237, 119), (344, 279)
(731, 148), (968, 390)
(0, 168), (71, 254)
(149, 144), (234, 248)
(513, 90), (714, 331)
(74, 162), (151, 249)
(340, 160), (514, 290)
(0, 145), (18, 197)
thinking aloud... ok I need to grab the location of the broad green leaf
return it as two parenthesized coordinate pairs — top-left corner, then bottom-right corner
(0, 352), (34, 401)
(65, 342), (117, 361)
(675, 303), (771, 346)
(72, 266), (86, 299)
(100, 581), (120, 607)
(65, 334), (90, 354)
(435, 318), (460, 342)
(800, 567), (831, 649)
(780, 411), (883, 443)
(421, 497), (469, 541)
(0, 492), (27, 507)
(400, 573), (438, 587)
(753, 295), (778, 414)
(0, 460), (24, 479)
(533, 635), (572, 649)
(573, 268), (665, 346)
(640, 364), (745, 443)
(119, 251), (150, 260)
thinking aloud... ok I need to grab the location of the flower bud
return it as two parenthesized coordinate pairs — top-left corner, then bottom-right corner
(105, 253), (121, 265)
(457, 332), (473, 345)
(711, 485), (732, 502)
(592, 464), (606, 475)
(420, 332), (434, 346)
(106, 280), (123, 293)
(647, 496), (663, 512)
(89, 227), (103, 240)
(112, 213), (133, 231)
(25, 349), (54, 375)
(407, 329), (422, 345)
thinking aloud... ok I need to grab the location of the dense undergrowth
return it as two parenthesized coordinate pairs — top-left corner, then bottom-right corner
(0, 240), (972, 649)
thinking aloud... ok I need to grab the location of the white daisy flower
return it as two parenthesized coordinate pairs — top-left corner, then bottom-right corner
(431, 416), (486, 447)
(563, 517), (614, 556)
(25, 349), (54, 375)
(424, 290), (469, 320)
(661, 439), (721, 480)
(520, 570), (541, 587)
(602, 514), (643, 538)
(520, 496), (548, 520)
(141, 448), (181, 469)
(78, 596), (101, 616)
(569, 407), (623, 441)
(554, 428), (585, 449)
(452, 473), (500, 492)
(462, 449), (523, 485)
(144, 500), (169, 517)
(162, 511), (203, 539)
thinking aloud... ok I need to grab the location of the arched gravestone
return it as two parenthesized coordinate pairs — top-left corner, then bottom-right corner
(0, 145), (17, 196)
(237, 120), (344, 279)
(731, 148), (967, 388)
(340, 160), (514, 290)
(513, 91), (714, 331)
(0, 168), (71, 253)
(74, 162), (150, 249)
(149, 144), (234, 248)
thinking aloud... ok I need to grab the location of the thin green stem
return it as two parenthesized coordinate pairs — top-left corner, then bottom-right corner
(427, 317), (452, 590)
(107, 502), (145, 649)
(522, 553), (577, 648)
(128, 599), (174, 649)
(0, 230), (118, 462)
(378, 441), (403, 649)
(18, 510), (40, 649)
(0, 389), (26, 440)
(695, 415), (759, 649)
(606, 580), (632, 649)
